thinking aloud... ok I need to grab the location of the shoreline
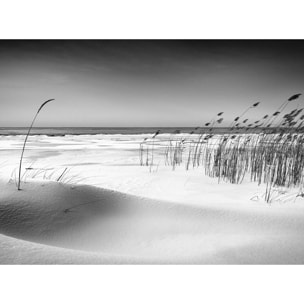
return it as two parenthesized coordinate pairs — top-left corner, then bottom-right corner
(0, 126), (288, 136)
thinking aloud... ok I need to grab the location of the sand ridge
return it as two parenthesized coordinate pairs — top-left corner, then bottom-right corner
(1, 180), (304, 264)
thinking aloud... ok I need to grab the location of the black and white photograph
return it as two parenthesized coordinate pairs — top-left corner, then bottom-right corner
(1, 40), (304, 265)
(1, 1), (304, 303)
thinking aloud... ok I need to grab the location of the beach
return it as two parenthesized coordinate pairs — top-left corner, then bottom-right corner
(1, 131), (304, 264)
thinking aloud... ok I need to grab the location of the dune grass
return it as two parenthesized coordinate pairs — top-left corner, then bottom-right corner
(11, 165), (85, 187)
(17, 99), (54, 190)
(139, 94), (304, 202)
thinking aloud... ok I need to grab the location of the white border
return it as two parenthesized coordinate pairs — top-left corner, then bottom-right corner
(0, 0), (304, 39)
(1, 265), (304, 304)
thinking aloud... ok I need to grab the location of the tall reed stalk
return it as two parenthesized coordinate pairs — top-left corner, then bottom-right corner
(17, 99), (55, 190)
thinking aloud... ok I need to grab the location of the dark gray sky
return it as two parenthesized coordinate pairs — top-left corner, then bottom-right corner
(0, 40), (303, 127)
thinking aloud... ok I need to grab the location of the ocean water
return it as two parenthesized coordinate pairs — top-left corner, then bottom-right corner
(0, 127), (253, 136)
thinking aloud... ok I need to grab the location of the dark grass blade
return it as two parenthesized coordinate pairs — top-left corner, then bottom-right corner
(17, 99), (55, 190)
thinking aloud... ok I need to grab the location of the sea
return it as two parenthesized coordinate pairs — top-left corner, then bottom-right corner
(0, 127), (263, 136)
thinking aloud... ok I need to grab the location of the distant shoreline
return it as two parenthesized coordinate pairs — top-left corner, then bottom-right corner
(0, 127), (296, 136)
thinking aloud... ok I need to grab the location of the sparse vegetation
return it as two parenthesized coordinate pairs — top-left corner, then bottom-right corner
(17, 99), (55, 190)
(11, 165), (85, 186)
(139, 94), (304, 203)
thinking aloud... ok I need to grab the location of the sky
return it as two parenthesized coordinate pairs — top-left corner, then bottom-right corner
(0, 40), (303, 127)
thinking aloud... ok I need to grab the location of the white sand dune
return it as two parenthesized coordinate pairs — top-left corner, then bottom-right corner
(1, 133), (304, 264)
(1, 180), (304, 264)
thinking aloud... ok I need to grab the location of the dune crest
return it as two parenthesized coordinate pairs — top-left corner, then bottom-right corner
(1, 180), (304, 264)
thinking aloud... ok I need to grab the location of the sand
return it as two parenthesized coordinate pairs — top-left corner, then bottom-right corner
(1, 133), (304, 264)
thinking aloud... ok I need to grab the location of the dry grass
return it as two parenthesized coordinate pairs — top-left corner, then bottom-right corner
(17, 99), (55, 190)
(11, 165), (85, 186)
(139, 94), (304, 202)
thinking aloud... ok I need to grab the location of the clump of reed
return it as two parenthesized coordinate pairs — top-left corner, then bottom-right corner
(164, 137), (184, 170)
(139, 94), (304, 203)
